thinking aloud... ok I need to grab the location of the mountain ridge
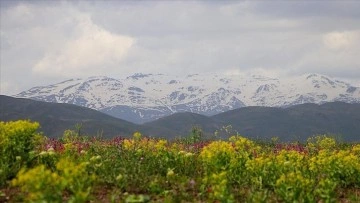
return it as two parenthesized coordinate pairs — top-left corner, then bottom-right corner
(146, 102), (360, 142)
(0, 95), (175, 138)
(2, 95), (360, 141)
(14, 73), (360, 123)
(212, 101), (360, 141)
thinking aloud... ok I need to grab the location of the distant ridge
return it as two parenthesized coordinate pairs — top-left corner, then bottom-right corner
(144, 112), (223, 137)
(14, 73), (360, 123)
(147, 102), (360, 142)
(1, 95), (360, 141)
(0, 95), (173, 138)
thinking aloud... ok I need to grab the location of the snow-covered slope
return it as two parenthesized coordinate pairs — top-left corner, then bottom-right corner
(15, 73), (360, 123)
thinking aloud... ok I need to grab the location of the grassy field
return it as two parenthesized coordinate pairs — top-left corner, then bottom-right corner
(1, 120), (360, 202)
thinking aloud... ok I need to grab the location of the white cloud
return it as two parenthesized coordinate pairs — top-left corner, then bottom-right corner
(222, 68), (285, 79)
(0, 81), (9, 95)
(0, 81), (19, 96)
(5, 3), (34, 26)
(289, 30), (360, 78)
(323, 31), (359, 50)
(1, 1), (360, 95)
(33, 14), (135, 77)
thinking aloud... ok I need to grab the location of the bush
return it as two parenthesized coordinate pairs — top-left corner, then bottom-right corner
(0, 120), (43, 186)
(12, 159), (95, 202)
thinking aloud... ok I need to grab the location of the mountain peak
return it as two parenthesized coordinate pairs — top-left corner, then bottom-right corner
(127, 73), (154, 80)
(305, 73), (320, 79)
(14, 73), (360, 123)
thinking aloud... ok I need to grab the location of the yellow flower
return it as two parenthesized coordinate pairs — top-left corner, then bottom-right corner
(185, 152), (193, 157)
(167, 168), (175, 177)
(11, 165), (62, 201)
(200, 141), (235, 172)
(116, 174), (123, 181)
(200, 141), (235, 162)
(90, 155), (101, 162)
(229, 135), (258, 152)
(203, 171), (231, 200)
(123, 139), (134, 150)
(352, 144), (360, 156)
(133, 132), (142, 140)
(154, 139), (167, 151)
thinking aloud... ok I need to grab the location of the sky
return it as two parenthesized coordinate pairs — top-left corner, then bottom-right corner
(1, 0), (360, 95)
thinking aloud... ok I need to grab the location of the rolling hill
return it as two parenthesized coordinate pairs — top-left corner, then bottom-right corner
(0, 95), (173, 138)
(212, 102), (360, 141)
(145, 102), (360, 142)
(2, 95), (360, 141)
(144, 112), (224, 138)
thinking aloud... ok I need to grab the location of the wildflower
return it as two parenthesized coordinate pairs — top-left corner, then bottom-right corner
(45, 144), (53, 150)
(116, 174), (123, 181)
(167, 168), (175, 177)
(189, 179), (196, 188)
(90, 155), (101, 162)
(185, 152), (193, 157)
(155, 139), (167, 151)
(123, 139), (134, 150)
(133, 132), (142, 140)
(200, 141), (235, 171)
(351, 144), (360, 156)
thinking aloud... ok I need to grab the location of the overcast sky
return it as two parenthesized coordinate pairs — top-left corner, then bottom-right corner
(1, 0), (360, 95)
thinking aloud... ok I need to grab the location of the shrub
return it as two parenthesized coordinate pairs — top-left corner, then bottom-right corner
(12, 158), (95, 202)
(0, 120), (43, 185)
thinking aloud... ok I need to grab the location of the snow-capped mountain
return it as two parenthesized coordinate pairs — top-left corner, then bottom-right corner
(15, 73), (360, 124)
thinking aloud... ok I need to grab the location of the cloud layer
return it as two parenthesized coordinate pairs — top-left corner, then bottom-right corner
(1, 1), (359, 95)
(33, 13), (134, 77)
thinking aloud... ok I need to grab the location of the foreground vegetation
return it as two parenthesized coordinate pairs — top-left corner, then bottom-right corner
(1, 120), (360, 202)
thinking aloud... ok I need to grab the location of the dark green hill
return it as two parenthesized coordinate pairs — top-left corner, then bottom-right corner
(144, 112), (224, 138)
(0, 95), (174, 138)
(2, 95), (360, 141)
(144, 102), (360, 142)
(213, 102), (360, 141)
